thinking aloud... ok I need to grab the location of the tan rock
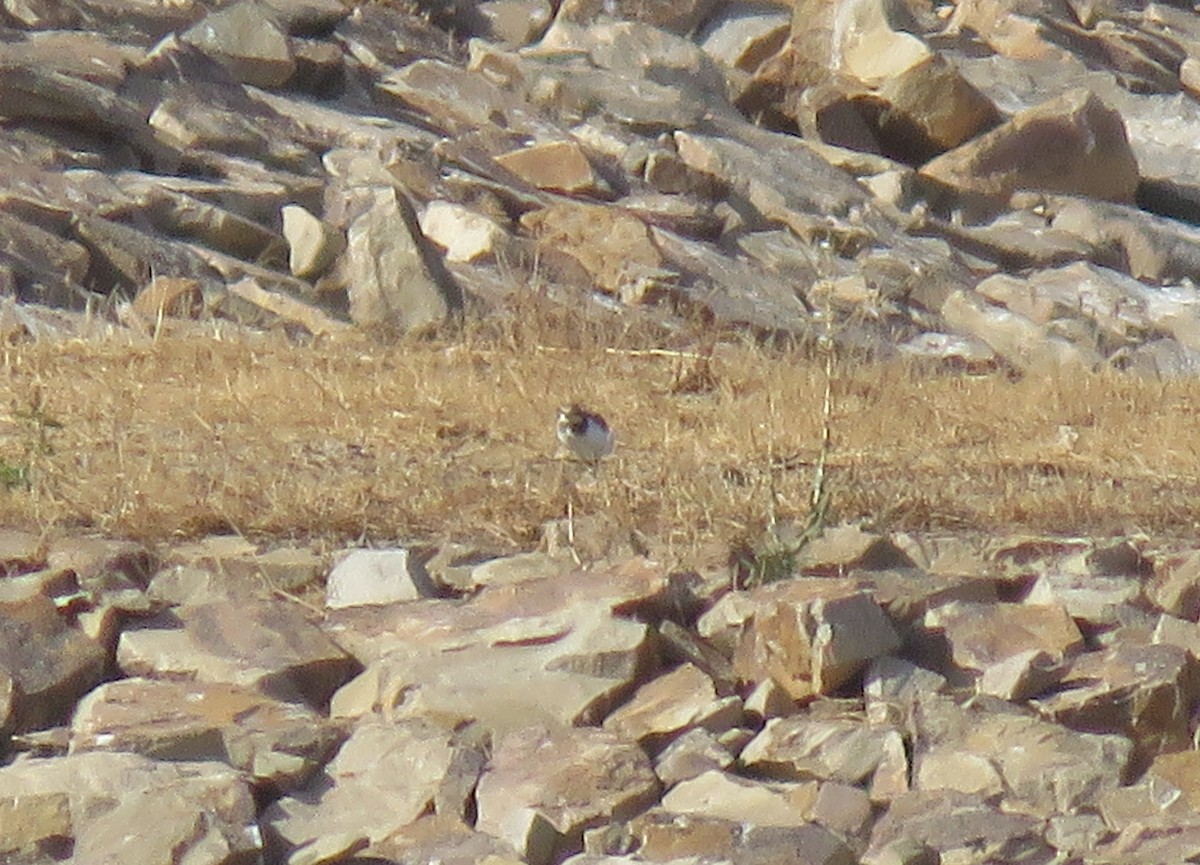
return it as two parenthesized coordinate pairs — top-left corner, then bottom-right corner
(1146, 549), (1200, 620)
(521, 201), (666, 299)
(475, 725), (660, 865)
(923, 600), (1081, 699)
(342, 184), (461, 331)
(864, 790), (1052, 865)
(265, 718), (466, 850)
(940, 289), (1103, 374)
(1032, 642), (1200, 755)
(0, 593), (106, 732)
(795, 523), (917, 574)
(1152, 613), (1200, 658)
(116, 598), (359, 708)
(0, 527), (45, 573)
(700, 5), (791, 73)
(182, 1), (296, 88)
(920, 89), (1139, 206)
(1024, 571), (1141, 628)
(281, 204), (343, 278)
(420, 200), (508, 263)
(876, 55), (1001, 156)
(495, 140), (603, 195)
(653, 728), (735, 787)
(741, 714), (906, 787)
(0, 751), (259, 865)
(661, 768), (818, 826)
(327, 559), (665, 731)
(0, 791), (71, 861)
(71, 678), (343, 789)
(162, 536), (325, 596)
(604, 663), (741, 749)
(325, 548), (437, 609)
(701, 578), (901, 701)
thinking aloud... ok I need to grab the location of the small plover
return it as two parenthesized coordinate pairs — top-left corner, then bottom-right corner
(557, 404), (614, 464)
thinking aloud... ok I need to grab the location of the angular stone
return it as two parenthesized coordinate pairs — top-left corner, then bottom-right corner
(182, 1), (296, 89)
(71, 678), (343, 789)
(701, 578), (901, 701)
(265, 718), (468, 850)
(653, 728), (735, 787)
(131, 276), (205, 320)
(225, 278), (352, 338)
(495, 140), (603, 195)
(281, 204), (343, 279)
(796, 523), (917, 574)
(0, 751), (258, 865)
(117, 598), (359, 708)
(0, 528), (45, 575)
(1147, 549), (1200, 620)
(604, 663), (741, 751)
(420, 200), (508, 263)
(914, 696), (1132, 814)
(475, 725), (660, 865)
(865, 790), (1052, 865)
(521, 201), (667, 299)
(342, 184), (461, 331)
(876, 55), (1001, 159)
(923, 600), (1082, 698)
(327, 559), (664, 731)
(1032, 642), (1200, 754)
(921, 89), (1139, 207)
(1023, 571), (1141, 629)
(0, 790), (70, 861)
(162, 536), (326, 596)
(700, 4), (791, 74)
(661, 768), (818, 826)
(741, 714), (907, 787)
(0, 593), (106, 732)
(325, 548), (437, 609)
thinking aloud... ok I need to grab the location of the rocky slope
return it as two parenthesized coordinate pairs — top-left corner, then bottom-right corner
(3, 0), (1200, 374)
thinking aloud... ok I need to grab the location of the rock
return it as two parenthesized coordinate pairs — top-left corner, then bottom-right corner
(117, 598), (360, 708)
(475, 725), (660, 865)
(699, 577), (901, 700)
(864, 789), (1053, 865)
(0, 593), (106, 732)
(131, 276), (205, 320)
(922, 600), (1082, 698)
(182, 2), (297, 89)
(420, 200), (509, 263)
(921, 89), (1139, 208)
(71, 677), (344, 789)
(264, 718), (471, 851)
(1146, 548), (1200, 620)
(327, 559), (664, 731)
(494, 139), (605, 195)
(325, 547), (438, 608)
(603, 663), (742, 751)
(1023, 571), (1143, 630)
(341, 184), (462, 331)
(653, 727), (735, 786)
(0, 528), (46, 575)
(225, 277), (352, 337)
(1032, 642), (1200, 755)
(0, 751), (259, 865)
(281, 204), (343, 278)
(741, 713), (908, 788)
(161, 536), (325, 596)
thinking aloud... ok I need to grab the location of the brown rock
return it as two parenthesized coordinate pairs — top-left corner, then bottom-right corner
(131, 277), (205, 320)
(495, 140), (604, 195)
(920, 89), (1139, 207)
(327, 559), (664, 731)
(475, 725), (660, 865)
(0, 790), (71, 862)
(875, 55), (1001, 159)
(71, 678), (343, 789)
(741, 713), (907, 787)
(653, 728), (735, 787)
(1032, 642), (1200, 755)
(603, 663), (742, 750)
(0, 528), (46, 575)
(265, 718), (468, 850)
(342, 184), (462, 331)
(923, 600), (1082, 698)
(225, 277), (352, 338)
(1147, 549), (1200, 620)
(117, 598), (359, 708)
(0, 751), (258, 865)
(1024, 571), (1142, 629)
(182, 1), (296, 89)
(0, 593), (106, 732)
(701, 578), (901, 701)
(162, 536), (325, 596)
(281, 204), (344, 279)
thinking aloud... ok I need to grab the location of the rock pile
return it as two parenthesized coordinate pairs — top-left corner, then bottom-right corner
(3, 0), (1200, 373)
(5, 527), (1200, 864)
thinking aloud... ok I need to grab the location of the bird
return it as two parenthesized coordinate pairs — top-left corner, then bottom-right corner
(557, 404), (614, 464)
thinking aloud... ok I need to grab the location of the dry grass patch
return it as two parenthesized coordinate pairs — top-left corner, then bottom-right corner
(2, 317), (1200, 567)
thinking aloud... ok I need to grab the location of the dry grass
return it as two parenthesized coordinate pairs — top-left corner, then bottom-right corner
(3, 304), (1200, 567)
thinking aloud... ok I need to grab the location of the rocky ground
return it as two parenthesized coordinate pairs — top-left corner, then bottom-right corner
(6, 0), (1200, 863)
